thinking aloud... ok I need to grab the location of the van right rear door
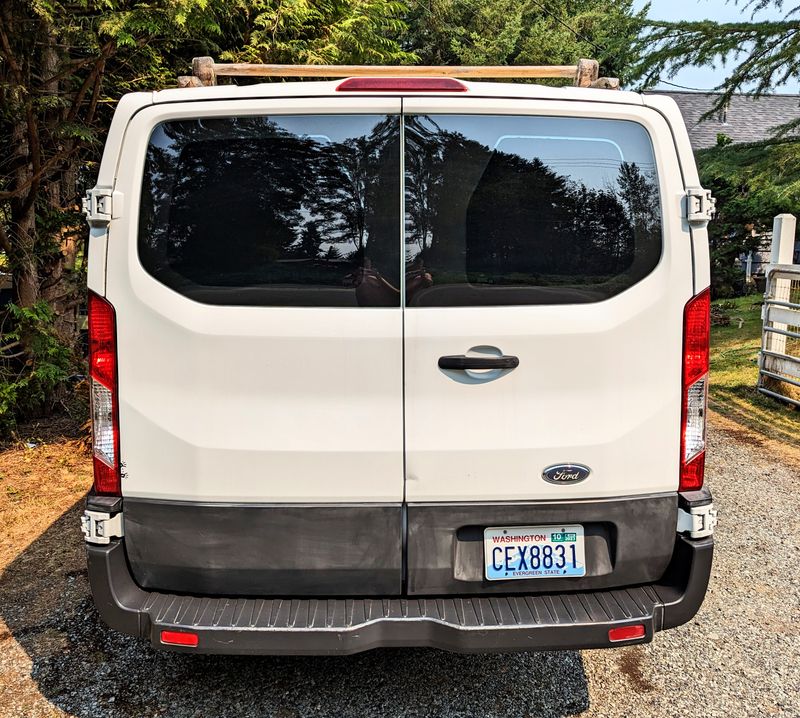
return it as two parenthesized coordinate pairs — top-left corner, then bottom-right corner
(402, 97), (694, 504)
(400, 97), (695, 595)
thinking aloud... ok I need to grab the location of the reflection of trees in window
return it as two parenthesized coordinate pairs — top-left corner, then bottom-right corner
(404, 116), (446, 257)
(170, 127), (317, 277)
(315, 116), (400, 278)
(294, 222), (323, 259)
(404, 116), (662, 301)
(138, 115), (401, 306)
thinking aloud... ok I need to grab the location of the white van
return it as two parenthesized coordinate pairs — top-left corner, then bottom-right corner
(81, 71), (717, 654)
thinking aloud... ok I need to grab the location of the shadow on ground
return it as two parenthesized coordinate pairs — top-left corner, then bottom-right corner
(0, 501), (590, 718)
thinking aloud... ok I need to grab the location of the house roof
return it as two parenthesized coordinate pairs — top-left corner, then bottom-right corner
(647, 91), (800, 150)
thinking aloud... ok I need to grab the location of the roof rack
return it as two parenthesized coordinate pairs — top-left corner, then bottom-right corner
(177, 57), (620, 90)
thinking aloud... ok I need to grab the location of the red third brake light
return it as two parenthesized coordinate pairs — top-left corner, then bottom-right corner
(88, 292), (120, 495)
(680, 288), (710, 491)
(336, 77), (468, 92)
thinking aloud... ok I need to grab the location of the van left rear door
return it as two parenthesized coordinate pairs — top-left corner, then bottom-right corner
(106, 97), (405, 596)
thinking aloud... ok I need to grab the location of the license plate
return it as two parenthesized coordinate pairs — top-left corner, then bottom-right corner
(484, 524), (586, 580)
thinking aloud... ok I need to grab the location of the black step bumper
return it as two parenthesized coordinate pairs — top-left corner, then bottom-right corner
(86, 534), (713, 655)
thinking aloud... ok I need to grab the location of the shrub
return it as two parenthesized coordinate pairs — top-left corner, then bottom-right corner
(0, 301), (78, 434)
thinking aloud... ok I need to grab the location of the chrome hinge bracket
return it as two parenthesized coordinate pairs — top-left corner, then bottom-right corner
(81, 510), (124, 545)
(82, 187), (122, 228)
(685, 187), (716, 226)
(677, 503), (717, 539)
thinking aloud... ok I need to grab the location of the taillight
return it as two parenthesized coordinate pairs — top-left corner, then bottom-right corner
(336, 77), (467, 92)
(88, 292), (120, 495)
(680, 288), (710, 491)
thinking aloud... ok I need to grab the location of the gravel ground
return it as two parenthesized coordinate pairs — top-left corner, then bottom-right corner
(0, 415), (798, 718)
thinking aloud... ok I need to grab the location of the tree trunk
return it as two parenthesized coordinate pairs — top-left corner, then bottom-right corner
(10, 210), (38, 308)
(8, 110), (39, 309)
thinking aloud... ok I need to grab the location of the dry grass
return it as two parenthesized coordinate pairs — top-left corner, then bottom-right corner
(710, 295), (800, 448)
(0, 419), (91, 572)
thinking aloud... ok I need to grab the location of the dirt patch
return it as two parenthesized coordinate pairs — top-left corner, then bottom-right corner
(615, 647), (655, 693)
(0, 423), (91, 571)
(718, 425), (765, 448)
(709, 409), (800, 473)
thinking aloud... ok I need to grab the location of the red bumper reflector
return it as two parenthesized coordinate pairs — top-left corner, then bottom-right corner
(608, 624), (646, 642)
(160, 630), (199, 647)
(336, 77), (467, 92)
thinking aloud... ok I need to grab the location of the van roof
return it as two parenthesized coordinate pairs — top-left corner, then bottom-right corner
(150, 79), (646, 106)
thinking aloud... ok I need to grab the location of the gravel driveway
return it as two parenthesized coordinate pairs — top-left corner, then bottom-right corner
(0, 415), (798, 718)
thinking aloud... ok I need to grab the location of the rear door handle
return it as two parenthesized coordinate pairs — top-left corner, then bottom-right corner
(438, 355), (519, 370)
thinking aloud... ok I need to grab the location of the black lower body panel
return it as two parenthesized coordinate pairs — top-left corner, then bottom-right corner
(123, 494), (677, 597)
(123, 500), (402, 596)
(406, 495), (678, 594)
(86, 534), (713, 655)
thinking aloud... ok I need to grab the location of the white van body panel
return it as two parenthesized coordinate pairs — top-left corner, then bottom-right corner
(151, 79), (647, 106)
(402, 96), (693, 501)
(643, 94), (712, 292)
(86, 94), (154, 296)
(95, 85), (706, 505)
(105, 97), (404, 502)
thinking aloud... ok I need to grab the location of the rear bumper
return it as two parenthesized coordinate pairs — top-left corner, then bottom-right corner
(121, 494), (679, 596)
(86, 533), (713, 655)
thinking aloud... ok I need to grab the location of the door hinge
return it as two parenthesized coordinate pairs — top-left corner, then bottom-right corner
(82, 187), (122, 228)
(81, 509), (124, 545)
(685, 187), (716, 226)
(677, 503), (717, 539)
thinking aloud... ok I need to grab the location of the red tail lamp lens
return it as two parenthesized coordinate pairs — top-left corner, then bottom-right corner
(160, 630), (199, 647)
(680, 451), (706, 492)
(680, 288), (710, 492)
(336, 77), (467, 92)
(683, 288), (710, 387)
(608, 624), (646, 642)
(88, 292), (117, 389)
(88, 292), (120, 495)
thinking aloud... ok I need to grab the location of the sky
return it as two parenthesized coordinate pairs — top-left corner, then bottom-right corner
(634, 0), (800, 93)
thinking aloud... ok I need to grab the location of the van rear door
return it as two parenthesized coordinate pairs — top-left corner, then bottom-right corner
(402, 97), (693, 505)
(401, 97), (694, 595)
(106, 97), (405, 595)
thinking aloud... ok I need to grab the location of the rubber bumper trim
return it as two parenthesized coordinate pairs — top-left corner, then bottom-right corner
(86, 534), (713, 655)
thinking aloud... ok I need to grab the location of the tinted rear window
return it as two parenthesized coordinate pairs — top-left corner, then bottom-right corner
(138, 115), (401, 307)
(404, 115), (662, 306)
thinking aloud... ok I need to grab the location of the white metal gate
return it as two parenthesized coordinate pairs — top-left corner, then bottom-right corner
(759, 264), (800, 407)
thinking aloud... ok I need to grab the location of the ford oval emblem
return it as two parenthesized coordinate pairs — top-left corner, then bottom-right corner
(542, 463), (591, 485)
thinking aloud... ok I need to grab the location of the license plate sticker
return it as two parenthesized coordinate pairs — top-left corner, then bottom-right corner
(484, 524), (586, 580)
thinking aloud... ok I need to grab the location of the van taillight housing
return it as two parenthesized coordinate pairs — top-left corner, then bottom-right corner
(88, 292), (120, 495)
(680, 288), (710, 491)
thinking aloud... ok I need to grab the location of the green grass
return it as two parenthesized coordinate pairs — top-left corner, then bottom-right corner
(710, 295), (800, 446)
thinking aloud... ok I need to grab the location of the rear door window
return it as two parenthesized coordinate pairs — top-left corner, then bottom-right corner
(138, 115), (401, 307)
(404, 115), (662, 306)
